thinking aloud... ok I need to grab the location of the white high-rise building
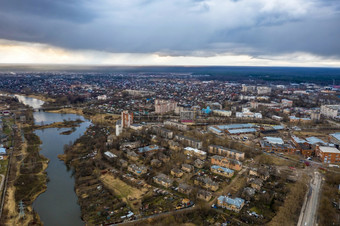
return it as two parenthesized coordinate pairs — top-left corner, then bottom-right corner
(321, 105), (340, 118)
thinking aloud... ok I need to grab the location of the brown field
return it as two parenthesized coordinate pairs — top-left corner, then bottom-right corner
(256, 154), (296, 167)
(293, 131), (330, 138)
(27, 94), (55, 102)
(100, 174), (149, 211)
(48, 108), (83, 115)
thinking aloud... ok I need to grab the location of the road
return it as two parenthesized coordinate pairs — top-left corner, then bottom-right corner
(297, 171), (322, 226)
(113, 205), (197, 225)
(208, 167), (247, 206)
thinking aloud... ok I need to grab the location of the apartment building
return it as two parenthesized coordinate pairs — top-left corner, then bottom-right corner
(321, 105), (340, 118)
(208, 145), (245, 160)
(316, 146), (340, 163)
(211, 155), (242, 171)
(155, 99), (177, 114)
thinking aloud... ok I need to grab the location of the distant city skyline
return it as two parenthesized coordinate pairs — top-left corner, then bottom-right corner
(0, 0), (340, 67)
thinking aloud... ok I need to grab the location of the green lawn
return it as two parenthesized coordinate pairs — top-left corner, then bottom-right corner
(0, 159), (8, 175)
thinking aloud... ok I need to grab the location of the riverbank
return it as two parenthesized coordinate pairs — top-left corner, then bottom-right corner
(33, 119), (83, 130)
(61, 126), (133, 225)
(0, 92), (55, 103)
(3, 94), (91, 225)
(47, 108), (120, 125)
(3, 118), (85, 225)
(3, 124), (47, 225)
(26, 94), (55, 103)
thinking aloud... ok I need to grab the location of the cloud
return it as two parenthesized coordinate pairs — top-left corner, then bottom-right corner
(1, 39), (340, 67)
(0, 0), (339, 62)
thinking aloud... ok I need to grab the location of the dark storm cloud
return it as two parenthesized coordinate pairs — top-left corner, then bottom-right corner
(0, 0), (339, 58)
(0, 0), (95, 22)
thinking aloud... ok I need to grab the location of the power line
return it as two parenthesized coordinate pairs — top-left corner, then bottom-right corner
(18, 200), (25, 219)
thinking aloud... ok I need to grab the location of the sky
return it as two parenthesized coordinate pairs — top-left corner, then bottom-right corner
(0, 0), (340, 67)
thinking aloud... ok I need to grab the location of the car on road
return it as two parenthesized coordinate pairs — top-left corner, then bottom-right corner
(211, 204), (218, 209)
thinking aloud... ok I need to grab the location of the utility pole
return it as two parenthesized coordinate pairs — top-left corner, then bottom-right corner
(18, 200), (25, 219)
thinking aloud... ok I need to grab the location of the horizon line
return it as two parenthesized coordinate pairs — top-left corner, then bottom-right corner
(0, 63), (340, 69)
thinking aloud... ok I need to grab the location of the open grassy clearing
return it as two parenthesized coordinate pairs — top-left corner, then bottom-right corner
(100, 174), (149, 211)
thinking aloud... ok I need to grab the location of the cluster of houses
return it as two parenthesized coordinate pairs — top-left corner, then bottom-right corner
(260, 133), (340, 163)
(0, 117), (8, 160)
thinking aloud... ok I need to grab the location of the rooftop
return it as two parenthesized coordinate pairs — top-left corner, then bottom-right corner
(208, 126), (223, 133)
(264, 137), (284, 145)
(184, 147), (206, 156)
(292, 136), (306, 144)
(319, 146), (340, 154)
(209, 145), (244, 155)
(217, 124), (255, 130)
(138, 145), (161, 153)
(272, 125), (284, 130)
(330, 132), (340, 141)
(228, 128), (257, 134)
(0, 147), (6, 154)
(104, 151), (117, 158)
(217, 196), (245, 208)
(306, 137), (327, 145)
(211, 165), (234, 174)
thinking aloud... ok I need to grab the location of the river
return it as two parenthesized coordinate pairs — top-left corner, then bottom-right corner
(16, 95), (90, 226)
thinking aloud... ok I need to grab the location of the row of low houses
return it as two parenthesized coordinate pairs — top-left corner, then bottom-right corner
(183, 147), (207, 160)
(211, 155), (242, 171)
(178, 183), (213, 201)
(208, 145), (245, 161)
(260, 137), (296, 154)
(151, 126), (174, 139)
(153, 173), (174, 188)
(128, 164), (148, 176)
(211, 165), (234, 178)
(174, 135), (203, 149)
(164, 120), (188, 131)
(193, 176), (219, 191)
(261, 135), (340, 163)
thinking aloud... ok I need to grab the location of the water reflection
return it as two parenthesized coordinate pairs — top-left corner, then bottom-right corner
(16, 95), (89, 226)
(14, 95), (45, 109)
(34, 111), (82, 125)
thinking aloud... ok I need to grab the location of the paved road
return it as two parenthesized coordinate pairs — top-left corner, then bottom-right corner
(297, 171), (322, 226)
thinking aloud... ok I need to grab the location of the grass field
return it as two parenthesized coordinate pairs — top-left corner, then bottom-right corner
(0, 159), (8, 174)
(100, 174), (148, 210)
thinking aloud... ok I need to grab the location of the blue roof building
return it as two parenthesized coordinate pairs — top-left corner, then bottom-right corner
(217, 196), (245, 212)
(0, 147), (6, 155)
(211, 165), (234, 177)
(202, 106), (212, 114)
(138, 145), (162, 154)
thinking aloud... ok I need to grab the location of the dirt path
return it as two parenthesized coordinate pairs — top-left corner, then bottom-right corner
(0, 175), (4, 193)
(2, 127), (46, 225)
(208, 167), (248, 206)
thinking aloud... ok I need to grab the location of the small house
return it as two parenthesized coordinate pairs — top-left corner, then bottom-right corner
(171, 168), (184, 178)
(217, 196), (245, 212)
(153, 173), (173, 188)
(182, 163), (194, 173)
(197, 189), (212, 201)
